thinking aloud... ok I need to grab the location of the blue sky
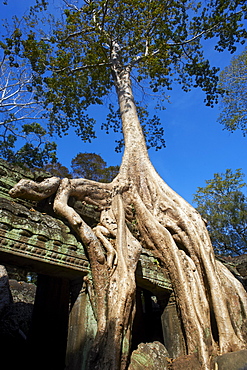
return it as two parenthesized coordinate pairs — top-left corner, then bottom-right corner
(1, 1), (246, 205)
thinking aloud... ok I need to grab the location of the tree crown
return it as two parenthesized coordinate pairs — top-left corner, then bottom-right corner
(2, 0), (246, 151)
(218, 46), (247, 135)
(193, 169), (247, 256)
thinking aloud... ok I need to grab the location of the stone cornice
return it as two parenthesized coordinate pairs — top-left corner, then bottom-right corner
(0, 158), (172, 291)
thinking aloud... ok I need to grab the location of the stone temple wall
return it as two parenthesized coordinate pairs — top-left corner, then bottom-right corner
(0, 159), (176, 369)
(1, 158), (246, 370)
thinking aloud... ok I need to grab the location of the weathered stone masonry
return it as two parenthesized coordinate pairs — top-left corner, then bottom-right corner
(0, 158), (176, 370)
(2, 158), (246, 369)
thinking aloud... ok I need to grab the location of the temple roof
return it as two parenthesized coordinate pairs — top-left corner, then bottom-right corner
(0, 158), (172, 292)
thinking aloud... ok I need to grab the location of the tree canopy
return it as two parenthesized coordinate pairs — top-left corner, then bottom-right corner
(43, 152), (119, 181)
(44, 161), (72, 178)
(0, 35), (57, 166)
(71, 152), (119, 182)
(193, 168), (247, 256)
(1, 0), (246, 156)
(218, 47), (247, 135)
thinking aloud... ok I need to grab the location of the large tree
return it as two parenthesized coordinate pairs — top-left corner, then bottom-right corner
(218, 47), (247, 135)
(8, 1), (247, 369)
(193, 169), (247, 256)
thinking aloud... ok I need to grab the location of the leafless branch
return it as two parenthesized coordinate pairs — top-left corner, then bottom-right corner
(53, 60), (111, 74)
(0, 60), (45, 127)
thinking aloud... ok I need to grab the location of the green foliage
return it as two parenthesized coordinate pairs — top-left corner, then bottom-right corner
(218, 47), (247, 135)
(102, 165), (120, 182)
(71, 152), (119, 182)
(0, 122), (57, 168)
(193, 169), (247, 256)
(44, 162), (72, 178)
(2, 0), (246, 156)
(102, 103), (165, 152)
(43, 153), (119, 181)
(0, 37), (57, 165)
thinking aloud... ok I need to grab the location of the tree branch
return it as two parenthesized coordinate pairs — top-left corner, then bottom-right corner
(53, 60), (112, 74)
(130, 22), (221, 68)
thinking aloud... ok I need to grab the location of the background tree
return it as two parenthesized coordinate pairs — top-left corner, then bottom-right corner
(44, 161), (72, 178)
(101, 165), (120, 183)
(8, 1), (247, 370)
(218, 47), (247, 135)
(71, 152), (119, 182)
(193, 169), (247, 256)
(43, 153), (119, 180)
(0, 26), (57, 166)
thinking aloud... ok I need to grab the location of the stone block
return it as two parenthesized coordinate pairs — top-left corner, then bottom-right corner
(128, 341), (169, 370)
(171, 354), (201, 370)
(161, 293), (186, 358)
(0, 265), (12, 316)
(215, 350), (247, 370)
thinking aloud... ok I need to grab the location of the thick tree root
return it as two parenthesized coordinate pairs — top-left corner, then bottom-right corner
(9, 168), (247, 370)
(9, 177), (61, 201)
(131, 168), (247, 369)
(10, 176), (141, 369)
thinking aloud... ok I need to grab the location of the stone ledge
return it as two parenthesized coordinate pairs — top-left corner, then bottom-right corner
(0, 196), (89, 277)
(0, 158), (173, 288)
(136, 250), (172, 293)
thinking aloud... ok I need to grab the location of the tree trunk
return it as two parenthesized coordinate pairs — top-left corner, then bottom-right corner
(114, 69), (247, 368)
(9, 68), (247, 370)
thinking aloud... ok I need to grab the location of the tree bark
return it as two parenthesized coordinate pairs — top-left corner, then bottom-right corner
(9, 68), (247, 370)
(113, 68), (247, 368)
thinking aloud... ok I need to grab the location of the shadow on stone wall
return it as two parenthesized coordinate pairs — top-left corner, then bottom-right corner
(0, 268), (36, 368)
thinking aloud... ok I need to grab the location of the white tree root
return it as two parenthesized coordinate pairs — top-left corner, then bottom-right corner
(9, 177), (61, 201)
(131, 171), (247, 369)
(93, 225), (118, 273)
(9, 165), (247, 370)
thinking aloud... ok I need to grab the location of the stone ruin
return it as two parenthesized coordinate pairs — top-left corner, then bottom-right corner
(0, 158), (246, 370)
